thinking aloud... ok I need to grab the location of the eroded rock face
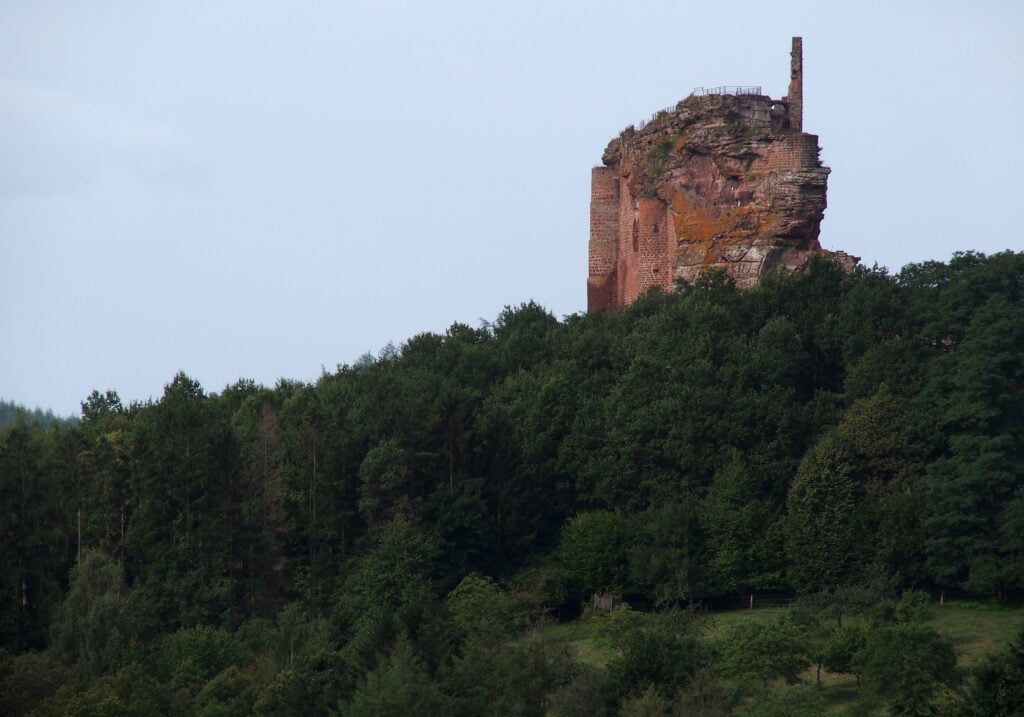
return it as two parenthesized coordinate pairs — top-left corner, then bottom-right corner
(587, 39), (857, 311)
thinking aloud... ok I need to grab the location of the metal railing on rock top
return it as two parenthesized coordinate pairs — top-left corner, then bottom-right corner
(692, 86), (763, 96)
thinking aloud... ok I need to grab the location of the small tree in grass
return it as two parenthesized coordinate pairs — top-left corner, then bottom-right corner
(957, 627), (1024, 717)
(822, 623), (868, 685)
(718, 616), (812, 687)
(853, 624), (957, 716)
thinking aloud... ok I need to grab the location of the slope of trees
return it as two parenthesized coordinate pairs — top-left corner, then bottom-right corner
(1, 251), (1022, 714)
(0, 400), (74, 430)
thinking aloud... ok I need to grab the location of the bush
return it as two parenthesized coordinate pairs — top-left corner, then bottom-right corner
(445, 574), (515, 640)
(593, 603), (644, 650)
(0, 651), (74, 717)
(718, 617), (811, 686)
(604, 629), (708, 706)
(854, 624), (957, 715)
(822, 623), (867, 679)
(957, 627), (1024, 716)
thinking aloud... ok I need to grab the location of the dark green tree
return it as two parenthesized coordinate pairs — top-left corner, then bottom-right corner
(50, 551), (133, 678)
(341, 636), (445, 716)
(0, 420), (71, 649)
(785, 434), (866, 592)
(557, 511), (631, 599)
(906, 254), (1024, 596)
(957, 627), (1024, 716)
(853, 624), (958, 716)
(718, 616), (813, 686)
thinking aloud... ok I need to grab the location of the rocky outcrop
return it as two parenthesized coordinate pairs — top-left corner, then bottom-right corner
(587, 38), (857, 311)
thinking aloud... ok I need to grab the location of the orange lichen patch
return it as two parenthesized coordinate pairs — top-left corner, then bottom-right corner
(670, 191), (693, 214)
(669, 189), (767, 247)
(588, 75), (843, 309)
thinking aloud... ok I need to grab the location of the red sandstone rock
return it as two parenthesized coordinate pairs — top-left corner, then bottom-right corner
(587, 37), (858, 311)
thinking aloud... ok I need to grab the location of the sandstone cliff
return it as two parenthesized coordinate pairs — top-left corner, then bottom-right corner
(588, 38), (857, 311)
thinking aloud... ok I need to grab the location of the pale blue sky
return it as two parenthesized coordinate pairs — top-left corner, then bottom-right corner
(2, 0), (1022, 416)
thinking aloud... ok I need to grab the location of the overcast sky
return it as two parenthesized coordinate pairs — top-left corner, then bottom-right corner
(2, 0), (1022, 416)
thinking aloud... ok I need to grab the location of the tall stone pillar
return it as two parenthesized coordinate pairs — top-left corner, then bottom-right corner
(787, 36), (803, 132)
(588, 166), (620, 311)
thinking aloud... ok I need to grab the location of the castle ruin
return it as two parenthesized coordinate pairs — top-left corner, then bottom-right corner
(587, 37), (857, 311)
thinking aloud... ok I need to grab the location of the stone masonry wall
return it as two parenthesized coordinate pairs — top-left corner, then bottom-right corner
(587, 37), (856, 311)
(587, 167), (620, 310)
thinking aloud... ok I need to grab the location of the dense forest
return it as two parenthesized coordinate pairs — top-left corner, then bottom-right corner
(0, 401), (74, 431)
(2, 251), (1023, 715)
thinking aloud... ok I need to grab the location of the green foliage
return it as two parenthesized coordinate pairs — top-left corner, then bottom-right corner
(273, 602), (332, 670)
(619, 684), (673, 716)
(340, 637), (445, 717)
(333, 517), (439, 635)
(50, 551), (133, 678)
(545, 663), (610, 717)
(593, 603), (645, 650)
(854, 624), (958, 715)
(640, 135), (679, 195)
(733, 687), (827, 717)
(801, 578), (898, 627)
(902, 252), (1024, 596)
(194, 664), (261, 717)
(647, 136), (676, 161)
(440, 627), (574, 716)
(356, 438), (417, 533)
(630, 501), (707, 604)
(558, 511), (632, 598)
(895, 590), (935, 624)
(604, 627), (709, 706)
(785, 434), (866, 591)
(0, 650), (74, 717)
(0, 400), (72, 430)
(718, 615), (812, 686)
(445, 573), (515, 640)
(4, 251), (1024, 713)
(956, 627), (1024, 716)
(152, 626), (242, 690)
(702, 454), (784, 595)
(0, 420), (72, 651)
(31, 662), (171, 717)
(822, 623), (868, 678)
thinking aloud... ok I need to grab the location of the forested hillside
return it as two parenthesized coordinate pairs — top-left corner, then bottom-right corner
(0, 401), (72, 430)
(2, 251), (1023, 715)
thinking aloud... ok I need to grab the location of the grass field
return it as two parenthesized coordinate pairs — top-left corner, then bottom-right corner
(928, 600), (1023, 664)
(537, 618), (619, 668)
(537, 599), (1023, 715)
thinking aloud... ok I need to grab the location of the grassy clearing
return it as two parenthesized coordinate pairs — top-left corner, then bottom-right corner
(538, 600), (1023, 715)
(705, 599), (1022, 664)
(537, 619), (619, 668)
(929, 600), (1023, 665)
(705, 606), (787, 635)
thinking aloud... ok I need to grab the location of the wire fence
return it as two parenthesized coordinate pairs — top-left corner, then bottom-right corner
(692, 86), (763, 96)
(628, 86), (764, 133)
(637, 105), (678, 131)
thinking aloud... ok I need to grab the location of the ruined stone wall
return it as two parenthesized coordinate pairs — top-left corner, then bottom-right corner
(587, 167), (620, 310)
(615, 198), (673, 306)
(787, 36), (803, 132)
(587, 37), (856, 312)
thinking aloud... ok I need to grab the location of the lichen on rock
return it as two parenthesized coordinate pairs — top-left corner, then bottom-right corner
(587, 39), (858, 311)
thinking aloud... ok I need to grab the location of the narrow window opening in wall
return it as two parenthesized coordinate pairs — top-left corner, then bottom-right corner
(652, 223), (659, 234)
(632, 218), (639, 252)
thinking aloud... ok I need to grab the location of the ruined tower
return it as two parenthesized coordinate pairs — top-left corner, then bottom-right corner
(587, 37), (856, 312)
(787, 36), (803, 132)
